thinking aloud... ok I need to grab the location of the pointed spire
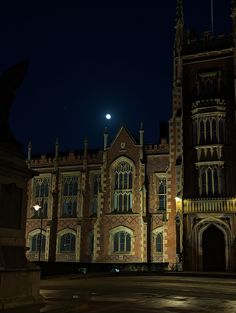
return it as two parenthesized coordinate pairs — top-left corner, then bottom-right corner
(55, 138), (59, 159)
(174, 0), (184, 57)
(84, 136), (88, 158)
(175, 0), (184, 27)
(27, 140), (32, 166)
(139, 122), (144, 147)
(103, 127), (109, 150)
(231, 0), (236, 42)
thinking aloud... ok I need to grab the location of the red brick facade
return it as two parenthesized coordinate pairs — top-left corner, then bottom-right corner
(25, 127), (174, 267)
(25, 1), (236, 271)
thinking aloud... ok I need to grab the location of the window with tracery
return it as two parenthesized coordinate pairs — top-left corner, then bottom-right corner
(199, 167), (222, 197)
(61, 176), (78, 217)
(196, 71), (221, 98)
(90, 174), (101, 215)
(60, 233), (76, 252)
(33, 177), (50, 218)
(113, 231), (131, 253)
(156, 232), (163, 253)
(158, 178), (167, 210)
(112, 161), (133, 213)
(31, 233), (46, 252)
(194, 117), (225, 145)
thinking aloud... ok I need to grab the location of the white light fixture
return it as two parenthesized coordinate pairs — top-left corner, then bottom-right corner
(33, 204), (41, 211)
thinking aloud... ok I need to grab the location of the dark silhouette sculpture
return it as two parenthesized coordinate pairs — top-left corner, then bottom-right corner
(0, 60), (28, 147)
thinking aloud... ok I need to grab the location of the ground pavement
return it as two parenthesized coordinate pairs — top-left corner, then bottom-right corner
(2, 272), (236, 312)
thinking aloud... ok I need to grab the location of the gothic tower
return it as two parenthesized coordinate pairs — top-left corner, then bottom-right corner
(172, 0), (236, 271)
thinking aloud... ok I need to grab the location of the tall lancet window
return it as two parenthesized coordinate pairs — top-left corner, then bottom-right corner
(113, 161), (133, 213)
(33, 176), (50, 218)
(202, 171), (207, 196)
(200, 120), (205, 144)
(206, 120), (211, 144)
(207, 168), (213, 196)
(213, 168), (219, 196)
(212, 119), (217, 143)
(158, 178), (167, 211)
(61, 176), (78, 217)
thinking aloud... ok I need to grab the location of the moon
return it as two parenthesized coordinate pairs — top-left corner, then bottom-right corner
(105, 113), (111, 120)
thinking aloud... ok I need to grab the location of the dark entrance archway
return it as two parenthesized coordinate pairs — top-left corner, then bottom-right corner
(202, 225), (226, 271)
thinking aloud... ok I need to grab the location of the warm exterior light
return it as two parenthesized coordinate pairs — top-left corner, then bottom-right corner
(175, 196), (182, 202)
(33, 204), (41, 211)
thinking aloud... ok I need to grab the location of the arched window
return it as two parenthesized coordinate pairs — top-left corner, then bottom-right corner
(60, 233), (76, 252)
(31, 234), (46, 252)
(207, 168), (213, 196)
(158, 178), (167, 210)
(212, 119), (217, 143)
(156, 233), (163, 253)
(62, 176), (78, 217)
(90, 174), (101, 216)
(213, 168), (218, 196)
(219, 119), (224, 143)
(192, 121), (197, 145)
(113, 231), (131, 253)
(113, 161), (133, 213)
(200, 120), (205, 144)
(206, 119), (211, 143)
(33, 177), (50, 218)
(202, 170), (206, 196)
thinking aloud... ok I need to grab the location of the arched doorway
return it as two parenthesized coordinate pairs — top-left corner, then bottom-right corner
(202, 225), (226, 271)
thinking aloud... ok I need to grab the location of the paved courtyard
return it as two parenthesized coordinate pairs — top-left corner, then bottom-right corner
(3, 273), (236, 312)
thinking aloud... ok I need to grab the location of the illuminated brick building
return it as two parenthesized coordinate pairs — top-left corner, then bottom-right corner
(25, 0), (236, 271)
(26, 127), (171, 266)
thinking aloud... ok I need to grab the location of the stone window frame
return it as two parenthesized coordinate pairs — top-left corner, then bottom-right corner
(152, 226), (164, 258)
(196, 70), (221, 97)
(109, 157), (135, 214)
(27, 228), (47, 254)
(89, 171), (101, 216)
(198, 165), (224, 197)
(59, 172), (81, 218)
(57, 228), (77, 254)
(155, 173), (167, 211)
(193, 115), (225, 146)
(32, 174), (52, 219)
(109, 226), (134, 255)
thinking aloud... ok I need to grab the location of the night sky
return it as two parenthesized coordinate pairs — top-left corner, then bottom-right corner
(0, 0), (231, 154)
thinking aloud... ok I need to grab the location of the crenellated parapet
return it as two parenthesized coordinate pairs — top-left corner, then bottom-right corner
(29, 149), (103, 168)
(183, 32), (233, 55)
(144, 141), (169, 155)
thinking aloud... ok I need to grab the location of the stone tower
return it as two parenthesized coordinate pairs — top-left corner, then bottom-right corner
(172, 0), (236, 271)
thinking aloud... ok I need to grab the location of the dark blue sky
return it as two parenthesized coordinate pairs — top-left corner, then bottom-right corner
(0, 0), (231, 153)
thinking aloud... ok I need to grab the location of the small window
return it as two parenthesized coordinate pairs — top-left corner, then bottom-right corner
(60, 233), (76, 252)
(156, 233), (163, 253)
(158, 178), (167, 210)
(31, 234), (46, 252)
(113, 231), (131, 253)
